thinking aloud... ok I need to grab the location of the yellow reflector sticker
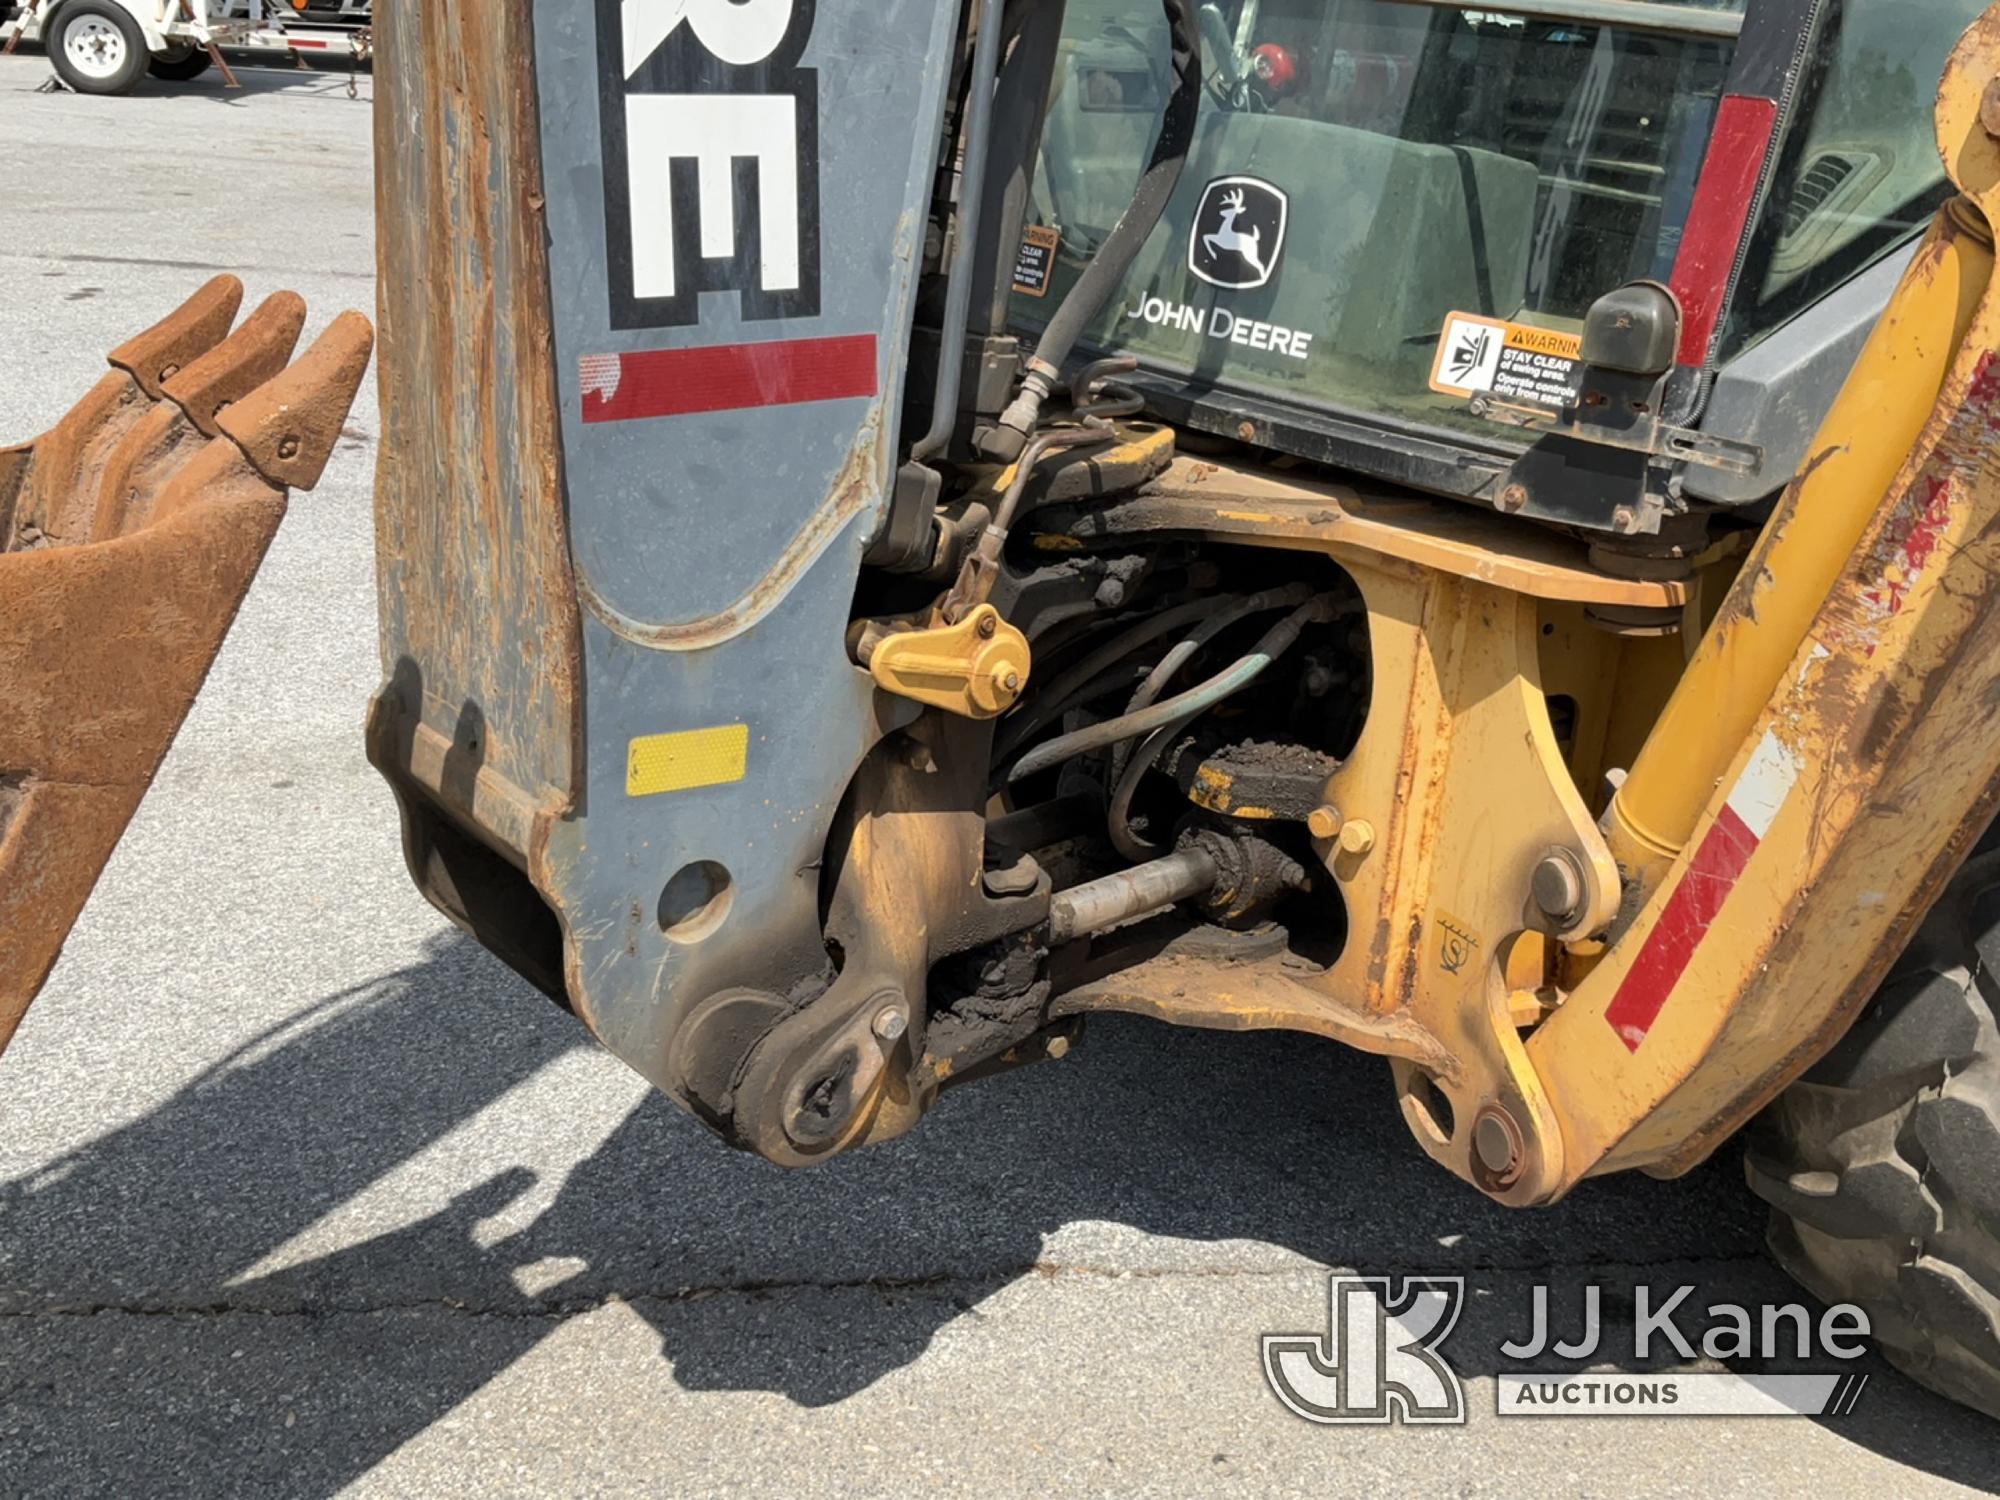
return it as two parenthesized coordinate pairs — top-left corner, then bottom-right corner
(626, 724), (749, 797)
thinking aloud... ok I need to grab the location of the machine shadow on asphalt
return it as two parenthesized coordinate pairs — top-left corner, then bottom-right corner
(3, 932), (1997, 1493)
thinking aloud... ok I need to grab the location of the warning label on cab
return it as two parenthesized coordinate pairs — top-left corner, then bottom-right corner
(1013, 224), (1061, 298)
(1429, 313), (1583, 406)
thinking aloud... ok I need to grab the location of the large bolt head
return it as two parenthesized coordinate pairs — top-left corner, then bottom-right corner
(1472, 1106), (1525, 1186)
(1532, 850), (1586, 924)
(872, 1006), (907, 1043)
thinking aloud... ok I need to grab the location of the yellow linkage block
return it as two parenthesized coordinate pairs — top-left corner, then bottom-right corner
(867, 605), (1031, 720)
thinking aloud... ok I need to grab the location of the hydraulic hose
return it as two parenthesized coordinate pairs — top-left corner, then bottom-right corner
(987, 794), (1099, 852)
(1104, 585), (1316, 858)
(1108, 711), (1200, 861)
(995, 596), (1223, 759)
(1108, 583), (1315, 782)
(940, 424), (1110, 622)
(910, 0), (1008, 463)
(1007, 596), (1335, 783)
(986, 0), (1202, 455)
(990, 424), (1110, 537)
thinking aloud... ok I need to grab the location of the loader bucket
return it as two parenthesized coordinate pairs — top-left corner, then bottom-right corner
(0, 277), (373, 1055)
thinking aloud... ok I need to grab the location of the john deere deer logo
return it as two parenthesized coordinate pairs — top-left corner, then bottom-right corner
(1189, 174), (1288, 291)
(1204, 189), (1267, 279)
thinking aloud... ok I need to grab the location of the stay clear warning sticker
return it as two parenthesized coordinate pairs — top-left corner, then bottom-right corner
(1013, 224), (1061, 298)
(1429, 313), (1584, 406)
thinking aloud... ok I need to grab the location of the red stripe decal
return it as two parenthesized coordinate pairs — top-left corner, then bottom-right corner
(1603, 803), (1760, 1052)
(291, 38), (330, 47)
(580, 334), (878, 424)
(1667, 94), (1778, 369)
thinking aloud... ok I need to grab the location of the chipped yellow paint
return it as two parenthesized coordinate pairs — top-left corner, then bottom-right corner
(1185, 763), (1284, 821)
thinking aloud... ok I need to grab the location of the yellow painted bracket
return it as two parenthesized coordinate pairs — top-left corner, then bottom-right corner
(1525, 15), (2000, 1197)
(867, 605), (1031, 720)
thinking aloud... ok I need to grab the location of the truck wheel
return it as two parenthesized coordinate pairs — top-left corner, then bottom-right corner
(1746, 844), (2000, 1419)
(148, 43), (213, 81)
(47, 1), (149, 95)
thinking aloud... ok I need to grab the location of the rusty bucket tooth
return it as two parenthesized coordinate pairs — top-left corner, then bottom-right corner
(163, 290), (309, 438)
(6, 276), (250, 550)
(216, 309), (375, 492)
(89, 292), (315, 541)
(0, 287), (376, 1059)
(106, 274), (245, 399)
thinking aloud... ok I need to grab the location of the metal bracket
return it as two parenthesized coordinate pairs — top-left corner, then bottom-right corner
(1471, 392), (1763, 476)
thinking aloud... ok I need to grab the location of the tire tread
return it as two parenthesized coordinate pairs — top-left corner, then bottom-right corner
(1751, 850), (2000, 1420)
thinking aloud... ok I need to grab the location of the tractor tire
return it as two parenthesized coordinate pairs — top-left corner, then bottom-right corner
(148, 44), (213, 81)
(46, 0), (149, 95)
(1747, 844), (2000, 1420)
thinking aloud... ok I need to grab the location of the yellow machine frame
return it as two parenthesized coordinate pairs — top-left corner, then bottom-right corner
(1034, 15), (2000, 1205)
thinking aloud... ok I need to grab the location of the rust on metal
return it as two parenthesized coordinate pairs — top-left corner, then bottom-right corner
(1052, 947), (1454, 1072)
(89, 292), (312, 540)
(573, 413), (887, 653)
(0, 286), (374, 1055)
(4, 275), (239, 553)
(166, 291), (308, 438)
(727, 716), (1031, 1162)
(1060, 453), (1695, 609)
(366, 0), (583, 876)
(1523, 16), (2000, 1196)
(218, 310), (375, 490)
(106, 273), (242, 398)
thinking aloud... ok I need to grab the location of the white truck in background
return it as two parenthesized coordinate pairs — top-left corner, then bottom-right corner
(1, 0), (368, 94)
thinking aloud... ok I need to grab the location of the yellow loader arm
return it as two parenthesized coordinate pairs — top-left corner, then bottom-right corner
(0, 277), (373, 1054)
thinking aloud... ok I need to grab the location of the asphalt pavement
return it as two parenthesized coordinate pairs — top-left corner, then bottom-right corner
(1, 51), (1996, 1499)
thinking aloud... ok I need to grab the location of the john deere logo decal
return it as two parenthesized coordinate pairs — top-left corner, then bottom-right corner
(1189, 174), (1287, 291)
(598, 0), (822, 331)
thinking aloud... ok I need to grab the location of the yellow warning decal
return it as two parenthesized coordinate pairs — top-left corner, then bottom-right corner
(626, 724), (749, 797)
(1429, 312), (1584, 404)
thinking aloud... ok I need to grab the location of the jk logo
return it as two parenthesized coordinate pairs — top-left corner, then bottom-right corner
(1262, 1275), (1467, 1425)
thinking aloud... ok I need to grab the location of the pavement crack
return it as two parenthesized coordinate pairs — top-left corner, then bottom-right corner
(9, 251), (376, 281)
(0, 1251), (1774, 1322)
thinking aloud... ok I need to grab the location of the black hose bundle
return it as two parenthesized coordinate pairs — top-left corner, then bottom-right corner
(985, 0), (1203, 456)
